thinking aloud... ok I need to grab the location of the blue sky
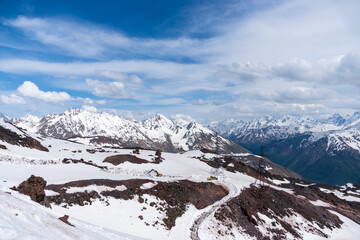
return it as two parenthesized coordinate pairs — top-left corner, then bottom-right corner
(0, 0), (359, 121)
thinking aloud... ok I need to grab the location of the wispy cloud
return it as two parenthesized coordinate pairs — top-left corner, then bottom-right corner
(85, 78), (128, 98)
(96, 71), (143, 84)
(3, 16), (202, 60)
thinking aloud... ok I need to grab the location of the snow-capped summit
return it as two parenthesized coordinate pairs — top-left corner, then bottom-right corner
(344, 111), (360, 128)
(11, 114), (42, 133)
(142, 114), (176, 132)
(209, 112), (360, 185)
(323, 113), (346, 126)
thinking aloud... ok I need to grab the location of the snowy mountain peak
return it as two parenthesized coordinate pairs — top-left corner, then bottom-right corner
(142, 114), (175, 132)
(64, 107), (83, 115)
(324, 113), (346, 126)
(345, 111), (360, 127)
(20, 114), (41, 123)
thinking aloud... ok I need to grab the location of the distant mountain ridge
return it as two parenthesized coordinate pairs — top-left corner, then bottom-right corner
(209, 112), (360, 185)
(10, 108), (247, 154)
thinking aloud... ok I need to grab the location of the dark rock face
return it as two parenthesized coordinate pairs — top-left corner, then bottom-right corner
(46, 179), (229, 230)
(155, 149), (162, 157)
(215, 185), (343, 239)
(0, 144), (6, 149)
(17, 175), (49, 206)
(0, 125), (48, 152)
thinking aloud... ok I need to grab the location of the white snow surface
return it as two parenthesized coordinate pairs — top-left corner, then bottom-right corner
(0, 186), (144, 240)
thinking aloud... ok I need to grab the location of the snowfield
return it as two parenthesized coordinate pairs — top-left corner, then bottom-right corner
(1, 121), (360, 239)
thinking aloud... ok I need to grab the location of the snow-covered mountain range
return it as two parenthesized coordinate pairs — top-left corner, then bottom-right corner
(1, 113), (360, 239)
(209, 112), (360, 185)
(9, 108), (247, 154)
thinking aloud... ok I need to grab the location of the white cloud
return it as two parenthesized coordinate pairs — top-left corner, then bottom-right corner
(1, 94), (25, 104)
(96, 71), (143, 84)
(96, 100), (107, 105)
(82, 105), (97, 112)
(85, 78), (128, 98)
(17, 81), (72, 103)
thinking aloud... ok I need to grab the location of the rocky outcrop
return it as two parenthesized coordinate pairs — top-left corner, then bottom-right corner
(58, 215), (74, 227)
(16, 175), (50, 207)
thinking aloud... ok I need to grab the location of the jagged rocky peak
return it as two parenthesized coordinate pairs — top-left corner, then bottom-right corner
(345, 111), (360, 126)
(21, 114), (41, 121)
(142, 113), (175, 130)
(64, 107), (83, 115)
(324, 113), (346, 126)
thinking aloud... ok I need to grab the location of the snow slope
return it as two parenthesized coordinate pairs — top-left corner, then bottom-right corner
(0, 186), (145, 240)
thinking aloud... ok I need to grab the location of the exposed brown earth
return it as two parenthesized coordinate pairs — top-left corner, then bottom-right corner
(103, 154), (163, 165)
(103, 154), (149, 165)
(214, 185), (343, 239)
(0, 125), (48, 151)
(46, 178), (228, 229)
(287, 184), (360, 225)
(46, 178), (152, 193)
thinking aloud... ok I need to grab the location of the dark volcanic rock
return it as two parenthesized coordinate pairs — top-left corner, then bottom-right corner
(103, 154), (149, 165)
(290, 184), (360, 224)
(0, 125), (48, 151)
(49, 190), (101, 206)
(17, 175), (49, 207)
(214, 185), (343, 239)
(46, 178), (229, 230)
